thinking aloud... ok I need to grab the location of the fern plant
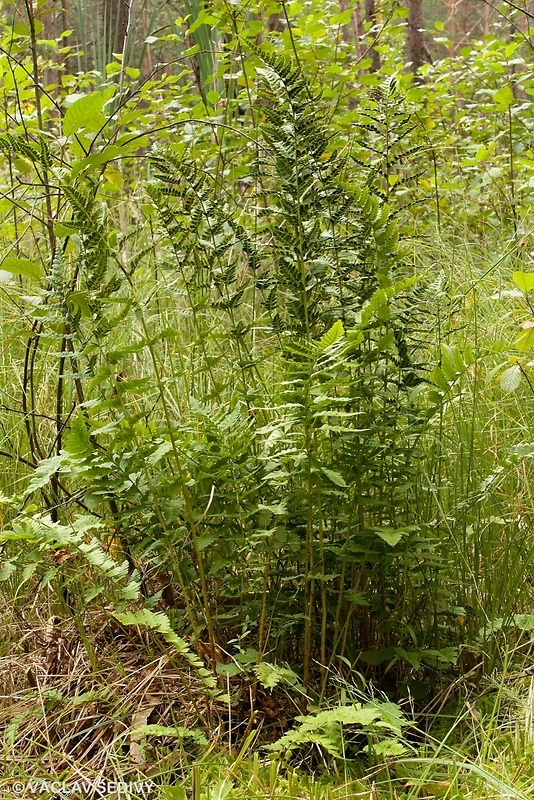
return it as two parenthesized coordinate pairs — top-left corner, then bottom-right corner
(145, 50), (438, 691)
(251, 52), (434, 685)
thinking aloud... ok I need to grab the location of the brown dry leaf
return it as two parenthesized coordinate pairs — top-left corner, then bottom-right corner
(52, 549), (73, 566)
(25, 667), (37, 688)
(130, 699), (159, 767)
(130, 708), (151, 766)
(196, 640), (222, 666)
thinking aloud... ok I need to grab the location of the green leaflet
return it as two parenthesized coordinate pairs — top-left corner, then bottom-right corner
(0, 256), (42, 281)
(63, 88), (114, 137)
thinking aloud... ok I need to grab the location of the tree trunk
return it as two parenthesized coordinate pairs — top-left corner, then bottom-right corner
(352, 1), (363, 53)
(458, 0), (469, 49)
(142, 4), (153, 75)
(61, 0), (68, 37)
(446, 0), (457, 56)
(103, 0), (130, 59)
(365, 0), (381, 72)
(483, 1), (493, 36)
(406, 0), (431, 74)
(267, 13), (285, 33)
(340, 0), (364, 58)
(42, 1), (67, 88)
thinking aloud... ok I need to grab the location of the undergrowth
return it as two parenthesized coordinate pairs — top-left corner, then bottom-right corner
(1, 3), (534, 798)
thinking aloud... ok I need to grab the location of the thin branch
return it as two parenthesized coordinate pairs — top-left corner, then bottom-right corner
(499, 0), (534, 21)
(0, 449), (37, 469)
(481, 0), (534, 49)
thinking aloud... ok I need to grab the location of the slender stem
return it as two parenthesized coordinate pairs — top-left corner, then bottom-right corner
(507, 104), (517, 236)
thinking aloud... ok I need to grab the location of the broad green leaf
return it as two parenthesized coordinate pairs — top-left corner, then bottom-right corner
(188, 10), (220, 34)
(515, 325), (534, 351)
(104, 165), (124, 189)
(22, 560), (40, 583)
(422, 646), (458, 665)
(55, 222), (75, 238)
(344, 588), (369, 606)
(106, 62), (122, 76)
(0, 562), (16, 581)
(329, 9), (353, 25)
(360, 647), (396, 665)
(366, 740), (406, 756)
(197, 533), (217, 550)
(511, 443), (534, 458)
(63, 413), (92, 456)
(210, 780), (234, 800)
(0, 257), (42, 281)
(67, 291), (91, 318)
(494, 85), (514, 111)
(505, 42), (521, 58)
(216, 662), (242, 678)
(63, 92), (106, 137)
(161, 789), (187, 800)
(395, 648), (421, 669)
(84, 585), (105, 602)
(513, 272), (534, 292)
(430, 366), (449, 392)
(147, 439), (173, 465)
(258, 502), (287, 515)
(70, 145), (126, 179)
(235, 648), (259, 664)
(12, 21), (30, 36)
(377, 331), (395, 352)
(500, 364), (522, 392)
(255, 662), (300, 688)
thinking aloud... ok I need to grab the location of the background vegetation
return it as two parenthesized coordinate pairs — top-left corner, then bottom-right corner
(1, 1), (534, 798)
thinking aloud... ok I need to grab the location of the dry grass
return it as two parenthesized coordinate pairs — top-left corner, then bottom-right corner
(0, 607), (222, 794)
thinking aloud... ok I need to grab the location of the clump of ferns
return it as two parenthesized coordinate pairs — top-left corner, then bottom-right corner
(247, 54), (434, 667)
(250, 53), (410, 339)
(146, 49), (431, 488)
